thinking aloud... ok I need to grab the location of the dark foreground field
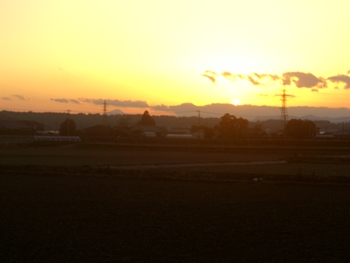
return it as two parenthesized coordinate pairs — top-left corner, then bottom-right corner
(1, 145), (350, 262)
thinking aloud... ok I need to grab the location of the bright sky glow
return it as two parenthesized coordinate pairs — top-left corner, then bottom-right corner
(1, 0), (350, 114)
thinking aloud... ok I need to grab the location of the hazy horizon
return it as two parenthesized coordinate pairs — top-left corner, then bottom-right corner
(2, 102), (350, 122)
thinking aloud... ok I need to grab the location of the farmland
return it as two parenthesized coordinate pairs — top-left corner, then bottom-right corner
(1, 143), (350, 261)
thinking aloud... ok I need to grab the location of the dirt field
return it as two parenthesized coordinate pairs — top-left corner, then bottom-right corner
(1, 144), (350, 262)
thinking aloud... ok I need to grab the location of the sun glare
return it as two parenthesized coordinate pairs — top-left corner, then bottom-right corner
(231, 98), (241, 106)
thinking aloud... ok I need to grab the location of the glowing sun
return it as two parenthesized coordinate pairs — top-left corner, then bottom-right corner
(231, 98), (241, 106)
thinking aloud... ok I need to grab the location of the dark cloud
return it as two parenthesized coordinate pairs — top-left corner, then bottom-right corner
(79, 99), (149, 108)
(2, 97), (11, 101)
(12, 94), (27, 101)
(253, 72), (261, 78)
(269, 74), (280, 81)
(70, 99), (80, 104)
(51, 98), (69, 103)
(222, 71), (233, 77)
(348, 70), (350, 74)
(201, 74), (216, 83)
(201, 70), (219, 83)
(328, 75), (350, 89)
(275, 93), (296, 98)
(247, 75), (260, 85)
(282, 72), (327, 89)
(221, 71), (237, 81)
(311, 88), (318, 92)
(51, 98), (80, 104)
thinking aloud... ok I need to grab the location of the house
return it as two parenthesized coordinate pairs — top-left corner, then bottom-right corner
(0, 120), (44, 135)
(131, 125), (166, 137)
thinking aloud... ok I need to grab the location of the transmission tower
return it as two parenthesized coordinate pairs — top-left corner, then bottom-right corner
(280, 87), (288, 129)
(103, 100), (107, 125)
(196, 110), (201, 126)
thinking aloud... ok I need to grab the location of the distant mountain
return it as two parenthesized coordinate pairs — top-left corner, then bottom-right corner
(299, 115), (350, 123)
(169, 103), (350, 122)
(107, 109), (124, 115)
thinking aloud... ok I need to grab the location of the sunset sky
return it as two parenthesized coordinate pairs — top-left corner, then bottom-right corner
(1, 0), (350, 115)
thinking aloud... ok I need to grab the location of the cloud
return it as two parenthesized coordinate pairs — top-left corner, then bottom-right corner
(204, 70), (218, 76)
(275, 93), (296, 98)
(282, 72), (327, 89)
(201, 74), (216, 83)
(221, 72), (280, 85)
(222, 72), (247, 81)
(201, 70), (218, 83)
(247, 75), (260, 85)
(269, 74), (280, 81)
(204, 69), (350, 93)
(222, 71), (233, 77)
(70, 99), (80, 104)
(328, 75), (350, 89)
(12, 94), (27, 101)
(79, 99), (149, 108)
(221, 71), (237, 81)
(51, 98), (81, 104)
(151, 104), (171, 111)
(51, 98), (69, 103)
(2, 97), (11, 101)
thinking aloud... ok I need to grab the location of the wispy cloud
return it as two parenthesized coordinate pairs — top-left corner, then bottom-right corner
(51, 98), (69, 103)
(201, 73), (216, 83)
(70, 99), (80, 104)
(79, 99), (149, 108)
(247, 75), (260, 85)
(2, 97), (11, 101)
(51, 98), (80, 104)
(12, 94), (28, 101)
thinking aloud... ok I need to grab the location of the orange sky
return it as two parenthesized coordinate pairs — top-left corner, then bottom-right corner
(1, 0), (350, 115)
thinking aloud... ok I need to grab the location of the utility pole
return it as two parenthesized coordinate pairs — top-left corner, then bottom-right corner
(196, 110), (201, 138)
(103, 100), (107, 125)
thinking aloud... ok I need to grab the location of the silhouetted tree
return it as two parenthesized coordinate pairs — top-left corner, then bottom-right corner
(217, 113), (248, 139)
(137, 111), (156, 126)
(59, 118), (76, 136)
(285, 119), (316, 139)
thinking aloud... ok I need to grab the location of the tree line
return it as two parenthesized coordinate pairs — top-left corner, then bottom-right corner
(59, 111), (320, 139)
